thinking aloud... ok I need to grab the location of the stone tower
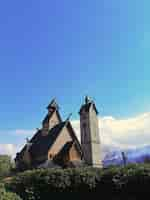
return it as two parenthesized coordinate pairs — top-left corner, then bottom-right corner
(79, 96), (102, 168)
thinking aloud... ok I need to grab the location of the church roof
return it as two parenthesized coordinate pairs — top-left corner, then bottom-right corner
(47, 98), (59, 110)
(42, 112), (53, 124)
(42, 99), (62, 124)
(58, 141), (74, 155)
(42, 109), (62, 124)
(66, 121), (82, 155)
(79, 101), (98, 115)
(53, 141), (82, 167)
(29, 121), (82, 161)
(29, 122), (65, 158)
(53, 141), (74, 164)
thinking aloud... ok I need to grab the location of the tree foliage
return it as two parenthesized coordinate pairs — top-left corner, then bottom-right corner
(0, 155), (13, 179)
(5, 164), (150, 200)
(0, 183), (22, 200)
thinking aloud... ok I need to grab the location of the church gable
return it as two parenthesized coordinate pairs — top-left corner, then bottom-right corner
(42, 99), (62, 136)
(53, 141), (82, 167)
(48, 110), (62, 130)
(29, 123), (65, 164)
(48, 122), (82, 161)
(42, 110), (62, 136)
(69, 142), (82, 161)
(47, 124), (72, 159)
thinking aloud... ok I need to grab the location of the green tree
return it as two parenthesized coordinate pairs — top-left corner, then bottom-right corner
(0, 155), (13, 179)
(0, 183), (22, 200)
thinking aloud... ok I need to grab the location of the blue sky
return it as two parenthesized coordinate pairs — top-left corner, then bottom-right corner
(0, 0), (150, 152)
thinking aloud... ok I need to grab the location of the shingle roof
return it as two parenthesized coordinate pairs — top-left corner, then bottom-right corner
(29, 120), (82, 161)
(66, 121), (83, 156)
(54, 141), (73, 158)
(79, 102), (98, 115)
(29, 122), (66, 159)
(47, 99), (59, 110)
(16, 118), (82, 167)
(42, 112), (54, 124)
(42, 108), (62, 124)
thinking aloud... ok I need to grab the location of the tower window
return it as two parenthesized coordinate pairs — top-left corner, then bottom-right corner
(82, 123), (86, 141)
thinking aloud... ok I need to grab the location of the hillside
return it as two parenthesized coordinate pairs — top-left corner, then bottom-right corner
(103, 145), (150, 166)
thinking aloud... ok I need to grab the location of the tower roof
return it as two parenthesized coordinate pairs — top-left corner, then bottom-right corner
(42, 98), (61, 124)
(79, 96), (99, 115)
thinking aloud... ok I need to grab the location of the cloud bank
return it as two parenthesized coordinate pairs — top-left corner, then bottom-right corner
(99, 112), (150, 150)
(1, 112), (150, 158)
(0, 144), (17, 157)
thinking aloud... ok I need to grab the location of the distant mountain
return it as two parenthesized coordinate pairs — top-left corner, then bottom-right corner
(102, 145), (150, 166)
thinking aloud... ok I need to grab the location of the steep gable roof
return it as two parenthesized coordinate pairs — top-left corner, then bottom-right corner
(47, 99), (59, 110)
(16, 129), (42, 159)
(29, 122), (65, 158)
(66, 121), (82, 156)
(29, 120), (82, 160)
(54, 141), (74, 159)
(42, 109), (62, 124)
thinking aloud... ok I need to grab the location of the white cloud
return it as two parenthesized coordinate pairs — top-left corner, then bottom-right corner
(0, 144), (16, 157)
(71, 112), (150, 151)
(0, 130), (34, 158)
(0, 129), (34, 137)
(12, 129), (34, 136)
(1, 112), (150, 158)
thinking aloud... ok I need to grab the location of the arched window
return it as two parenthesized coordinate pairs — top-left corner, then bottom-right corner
(49, 154), (53, 159)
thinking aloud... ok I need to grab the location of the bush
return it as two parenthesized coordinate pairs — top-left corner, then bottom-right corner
(0, 182), (22, 200)
(0, 155), (13, 179)
(5, 167), (102, 199)
(5, 164), (150, 200)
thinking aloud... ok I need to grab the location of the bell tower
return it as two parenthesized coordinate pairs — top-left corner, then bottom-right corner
(79, 96), (102, 168)
(42, 99), (62, 136)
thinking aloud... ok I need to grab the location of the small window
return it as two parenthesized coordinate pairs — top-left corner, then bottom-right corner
(82, 123), (86, 141)
(49, 154), (53, 159)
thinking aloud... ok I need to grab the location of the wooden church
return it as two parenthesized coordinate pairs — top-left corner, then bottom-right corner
(15, 97), (102, 170)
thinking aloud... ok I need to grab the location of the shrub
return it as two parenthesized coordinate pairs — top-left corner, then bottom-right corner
(0, 155), (13, 179)
(0, 182), (22, 200)
(5, 164), (150, 200)
(5, 167), (103, 199)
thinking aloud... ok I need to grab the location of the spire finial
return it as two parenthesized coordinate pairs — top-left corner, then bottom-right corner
(85, 95), (91, 104)
(47, 98), (59, 110)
